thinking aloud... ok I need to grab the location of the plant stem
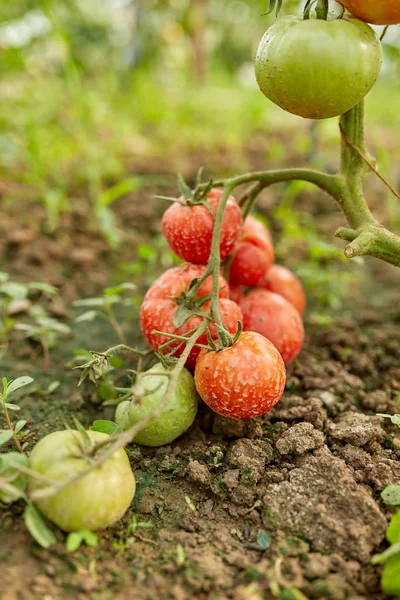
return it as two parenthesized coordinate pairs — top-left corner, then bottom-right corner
(30, 320), (209, 501)
(2, 392), (23, 453)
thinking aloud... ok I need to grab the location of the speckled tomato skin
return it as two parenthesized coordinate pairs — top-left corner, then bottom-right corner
(161, 188), (243, 265)
(194, 331), (286, 420)
(340, 0), (400, 25)
(229, 216), (274, 287)
(140, 264), (242, 370)
(240, 289), (304, 365)
(258, 265), (306, 316)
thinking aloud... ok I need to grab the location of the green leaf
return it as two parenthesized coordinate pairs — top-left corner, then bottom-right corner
(388, 511), (400, 544)
(66, 530), (98, 552)
(381, 554), (400, 596)
(5, 403), (21, 411)
(0, 430), (14, 446)
(15, 420), (27, 434)
(257, 529), (272, 550)
(0, 272), (9, 282)
(177, 173), (193, 201)
(377, 413), (400, 425)
(99, 176), (143, 207)
(382, 485), (400, 506)
(90, 420), (118, 435)
(105, 282), (136, 296)
(0, 282), (29, 299)
(72, 419), (91, 446)
(173, 304), (193, 328)
(176, 543), (185, 565)
(0, 452), (28, 503)
(24, 503), (56, 548)
(47, 381), (60, 394)
(75, 310), (98, 323)
(28, 282), (58, 295)
(7, 376), (34, 395)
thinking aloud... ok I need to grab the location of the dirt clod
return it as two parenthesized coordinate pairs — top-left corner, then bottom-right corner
(275, 422), (325, 455)
(327, 412), (385, 447)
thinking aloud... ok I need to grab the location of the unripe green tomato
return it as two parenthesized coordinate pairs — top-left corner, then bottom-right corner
(254, 16), (382, 120)
(28, 430), (135, 532)
(115, 363), (198, 447)
(0, 452), (29, 504)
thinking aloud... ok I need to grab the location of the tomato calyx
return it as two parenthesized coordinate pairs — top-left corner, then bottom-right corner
(206, 319), (242, 352)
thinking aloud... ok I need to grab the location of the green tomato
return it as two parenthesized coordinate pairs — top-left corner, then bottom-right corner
(115, 363), (198, 447)
(0, 452), (29, 504)
(28, 430), (135, 532)
(254, 16), (382, 120)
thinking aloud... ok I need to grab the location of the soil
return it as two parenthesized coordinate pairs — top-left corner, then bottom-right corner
(0, 161), (400, 600)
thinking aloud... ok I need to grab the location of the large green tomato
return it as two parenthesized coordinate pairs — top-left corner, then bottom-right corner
(254, 16), (382, 120)
(115, 363), (198, 447)
(28, 430), (135, 532)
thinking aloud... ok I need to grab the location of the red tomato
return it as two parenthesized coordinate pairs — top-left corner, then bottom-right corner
(194, 331), (286, 419)
(340, 1), (400, 25)
(161, 188), (243, 265)
(140, 264), (242, 370)
(229, 216), (274, 286)
(258, 265), (306, 316)
(229, 284), (245, 305)
(240, 289), (304, 365)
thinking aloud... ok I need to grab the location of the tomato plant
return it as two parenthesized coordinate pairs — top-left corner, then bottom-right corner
(229, 216), (274, 286)
(255, 15), (382, 119)
(340, 0), (400, 24)
(115, 362), (198, 447)
(28, 430), (136, 532)
(259, 264), (306, 315)
(162, 188), (243, 264)
(194, 331), (286, 420)
(240, 289), (304, 365)
(140, 263), (242, 370)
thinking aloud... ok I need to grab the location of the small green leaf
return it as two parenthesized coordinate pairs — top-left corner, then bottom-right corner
(90, 420), (118, 435)
(173, 305), (193, 328)
(387, 511), (400, 544)
(0, 282), (29, 299)
(0, 452), (28, 503)
(28, 282), (58, 295)
(15, 420), (27, 434)
(257, 529), (272, 550)
(75, 310), (98, 323)
(105, 282), (136, 296)
(185, 495), (196, 512)
(24, 503), (56, 548)
(66, 530), (98, 552)
(7, 376), (34, 395)
(382, 485), (400, 506)
(372, 541), (400, 565)
(176, 544), (185, 565)
(377, 413), (400, 425)
(47, 381), (60, 394)
(5, 403), (21, 411)
(381, 553), (400, 596)
(0, 430), (14, 446)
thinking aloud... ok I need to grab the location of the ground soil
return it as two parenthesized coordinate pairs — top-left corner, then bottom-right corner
(0, 161), (399, 600)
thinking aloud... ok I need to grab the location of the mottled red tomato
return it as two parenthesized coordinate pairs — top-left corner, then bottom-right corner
(340, 1), (400, 25)
(240, 289), (304, 365)
(229, 284), (245, 305)
(194, 331), (286, 419)
(229, 216), (274, 287)
(258, 265), (306, 316)
(140, 264), (242, 370)
(161, 188), (243, 265)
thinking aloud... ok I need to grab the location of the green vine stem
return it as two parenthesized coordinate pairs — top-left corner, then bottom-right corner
(196, 99), (400, 267)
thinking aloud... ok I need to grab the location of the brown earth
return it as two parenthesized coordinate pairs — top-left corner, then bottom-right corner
(0, 165), (399, 600)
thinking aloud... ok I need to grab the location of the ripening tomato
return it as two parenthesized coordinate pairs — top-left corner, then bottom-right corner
(28, 430), (136, 532)
(255, 16), (382, 119)
(161, 188), (243, 264)
(240, 289), (304, 365)
(194, 331), (286, 420)
(340, 1), (400, 25)
(229, 216), (274, 287)
(229, 284), (245, 305)
(115, 363), (198, 447)
(258, 265), (306, 316)
(140, 264), (242, 370)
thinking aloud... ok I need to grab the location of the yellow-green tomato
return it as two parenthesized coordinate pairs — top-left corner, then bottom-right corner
(28, 430), (135, 532)
(115, 363), (198, 447)
(254, 16), (382, 120)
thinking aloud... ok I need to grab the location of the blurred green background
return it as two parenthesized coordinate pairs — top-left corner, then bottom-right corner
(1, 0), (399, 314)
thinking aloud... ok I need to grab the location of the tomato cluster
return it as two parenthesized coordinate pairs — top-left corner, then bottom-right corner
(140, 188), (306, 420)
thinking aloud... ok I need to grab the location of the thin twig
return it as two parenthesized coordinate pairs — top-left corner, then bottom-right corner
(339, 123), (400, 202)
